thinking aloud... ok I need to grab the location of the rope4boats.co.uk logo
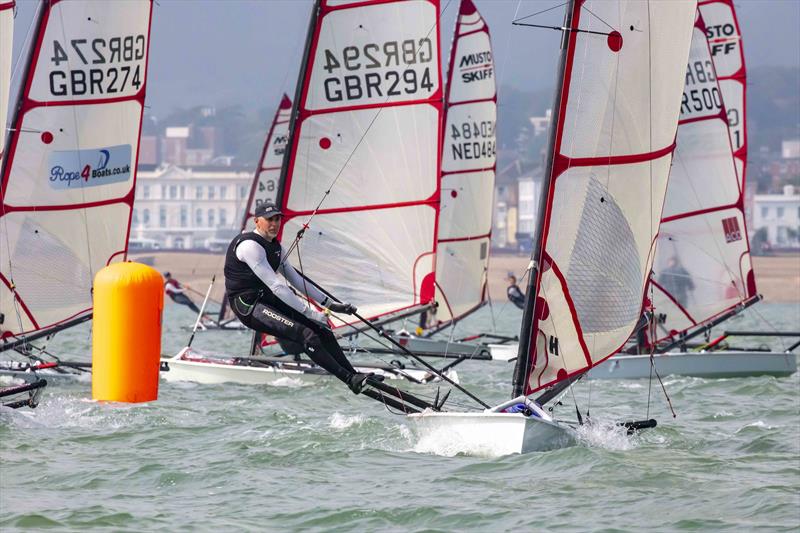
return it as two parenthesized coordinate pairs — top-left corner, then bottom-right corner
(48, 144), (132, 189)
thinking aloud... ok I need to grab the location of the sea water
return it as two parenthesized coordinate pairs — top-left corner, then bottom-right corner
(1, 301), (798, 531)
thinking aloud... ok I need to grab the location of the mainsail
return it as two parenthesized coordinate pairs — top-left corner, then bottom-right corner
(0, 0), (153, 339)
(278, 0), (443, 324)
(430, 0), (496, 328)
(698, 0), (747, 196)
(0, 1), (14, 164)
(649, 10), (755, 343)
(240, 94), (292, 230)
(512, 0), (697, 396)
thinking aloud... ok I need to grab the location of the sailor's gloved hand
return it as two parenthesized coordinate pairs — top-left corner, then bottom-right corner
(327, 301), (357, 315)
(305, 308), (329, 326)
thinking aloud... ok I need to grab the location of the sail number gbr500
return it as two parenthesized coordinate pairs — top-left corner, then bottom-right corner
(47, 36), (146, 97)
(321, 38), (435, 103)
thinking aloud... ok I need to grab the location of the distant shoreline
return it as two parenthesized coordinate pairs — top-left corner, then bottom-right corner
(130, 251), (800, 306)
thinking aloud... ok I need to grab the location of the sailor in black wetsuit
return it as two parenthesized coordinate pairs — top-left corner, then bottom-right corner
(224, 202), (374, 394)
(506, 273), (525, 310)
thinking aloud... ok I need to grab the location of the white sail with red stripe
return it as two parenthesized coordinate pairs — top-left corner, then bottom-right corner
(699, 0), (747, 194)
(0, 1), (14, 166)
(649, 10), (755, 343)
(278, 0), (443, 325)
(430, 0), (495, 328)
(0, 0), (153, 339)
(513, 0), (697, 396)
(240, 94), (292, 230)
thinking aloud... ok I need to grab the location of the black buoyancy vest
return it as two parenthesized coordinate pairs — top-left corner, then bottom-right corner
(224, 232), (282, 301)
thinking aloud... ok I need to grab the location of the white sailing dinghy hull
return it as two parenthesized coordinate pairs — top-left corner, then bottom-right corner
(491, 341), (797, 379)
(589, 351), (797, 380)
(410, 412), (576, 455)
(160, 348), (458, 386)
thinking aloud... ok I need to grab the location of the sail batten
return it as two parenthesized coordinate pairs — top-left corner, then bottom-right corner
(514, 0), (697, 396)
(0, 0), (153, 338)
(430, 0), (496, 328)
(277, 0), (444, 326)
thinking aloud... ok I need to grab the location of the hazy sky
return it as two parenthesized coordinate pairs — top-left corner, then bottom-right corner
(8, 0), (800, 117)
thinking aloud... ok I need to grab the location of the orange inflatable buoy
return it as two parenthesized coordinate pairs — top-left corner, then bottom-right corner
(92, 262), (164, 403)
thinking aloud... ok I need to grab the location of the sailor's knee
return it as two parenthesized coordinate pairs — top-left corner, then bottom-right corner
(301, 328), (321, 351)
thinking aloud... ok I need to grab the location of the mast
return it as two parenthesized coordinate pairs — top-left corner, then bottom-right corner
(512, 1), (574, 397)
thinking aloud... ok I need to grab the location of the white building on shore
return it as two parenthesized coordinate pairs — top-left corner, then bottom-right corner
(752, 185), (800, 250)
(131, 164), (252, 250)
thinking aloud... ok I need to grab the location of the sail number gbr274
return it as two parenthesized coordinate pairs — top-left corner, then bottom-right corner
(48, 35), (146, 97)
(321, 38), (435, 103)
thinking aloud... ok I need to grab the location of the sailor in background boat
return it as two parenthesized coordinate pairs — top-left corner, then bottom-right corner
(223, 202), (376, 394)
(657, 256), (695, 308)
(506, 272), (525, 310)
(164, 272), (214, 322)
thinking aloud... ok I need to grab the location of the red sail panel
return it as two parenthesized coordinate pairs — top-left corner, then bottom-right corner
(0, 0), (154, 337)
(430, 0), (496, 328)
(278, 0), (444, 326)
(649, 11), (755, 343)
(519, 0), (697, 394)
(240, 94), (292, 230)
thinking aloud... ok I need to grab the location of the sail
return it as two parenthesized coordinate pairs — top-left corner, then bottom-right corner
(698, 0), (747, 196)
(0, 0), (153, 338)
(430, 0), (496, 328)
(278, 0), (443, 324)
(0, 1), (13, 165)
(514, 0), (697, 395)
(240, 94), (292, 230)
(649, 11), (755, 342)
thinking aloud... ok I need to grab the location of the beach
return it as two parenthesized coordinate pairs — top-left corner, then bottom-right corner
(131, 251), (800, 305)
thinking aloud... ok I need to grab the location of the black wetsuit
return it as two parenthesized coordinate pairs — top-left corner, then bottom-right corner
(165, 279), (201, 313)
(223, 233), (357, 383)
(507, 284), (525, 310)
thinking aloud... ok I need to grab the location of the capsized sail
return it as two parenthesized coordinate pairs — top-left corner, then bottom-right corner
(649, 10), (755, 343)
(0, 0), (153, 339)
(278, 0), (443, 325)
(0, 1), (14, 166)
(240, 94), (292, 230)
(513, 0), (697, 396)
(429, 0), (496, 328)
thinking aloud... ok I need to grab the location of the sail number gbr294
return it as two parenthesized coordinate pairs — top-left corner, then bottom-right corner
(48, 35), (146, 97)
(321, 38), (435, 103)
